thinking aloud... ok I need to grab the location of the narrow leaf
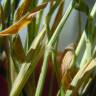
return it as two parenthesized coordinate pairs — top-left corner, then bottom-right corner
(0, 13), (35, 36)
(0, 3), (6, 29)
(51, 0), (64, 33)
(27, 1), (37, 48)
(45, 1), (60, 39)
(0, 3), (48, 36)
(12, 35), (26, 63)
(26, 27), (46, 62)
(72, 58), (96, 95)
(10, 45), (44, 96)
(1, 0), (10, 21)
(14, 0), (32, 21)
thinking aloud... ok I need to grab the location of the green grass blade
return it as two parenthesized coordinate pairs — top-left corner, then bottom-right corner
(11, 0), (19, 21)
(13, 0), (32, 21)
(37, 0), (48, 31)
(27, 1), (37, 48)
(1, 0), (10, 21)
(12, 35), (26, 63)
(10, 27), (46, 96)
(10, 46), (44, 96)
(35, 50), (49, 96)
(35, 1), (73, 96)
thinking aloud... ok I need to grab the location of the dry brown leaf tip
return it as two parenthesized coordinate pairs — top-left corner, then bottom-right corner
(61, 43), (75, 75)
(0, 3), (48, 36)
(60, 43), (77, 91)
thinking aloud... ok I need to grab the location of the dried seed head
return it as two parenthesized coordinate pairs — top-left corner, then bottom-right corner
(61, 43), (78, 91)
(61, 43), (75, 75)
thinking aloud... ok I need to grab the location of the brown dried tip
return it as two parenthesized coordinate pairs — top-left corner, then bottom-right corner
(61, 43), (75, 75)
(31, 2), (48, 13)
(61, 43), (78, 91)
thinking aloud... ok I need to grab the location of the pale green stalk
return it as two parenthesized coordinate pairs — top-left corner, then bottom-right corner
(26, 1), (38, 93)
(61, 86), (65, 96)
(79, 37), (92, 68)
(75, 32), (85, 57)
(47, 1), (73, 47)
(27, 1), (37, 48)
(10, 27), (46, 96)
(10, 47), (44, 96)
(80, 1), (96, 68)
(1, 0), (10, 20)
(37, 0), (46, 31)
(46, 2), (64, 95)
(35, 1), (74, 96)
(11, 0), (19, 21)
(65, 2), (96, 95)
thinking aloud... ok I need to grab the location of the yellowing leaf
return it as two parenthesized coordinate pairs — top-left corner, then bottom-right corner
(28, 27), (46, 50)
(61, 43), (78, 91)
(13, 35), (26, 63)
(14, 0), (32, 21)
(0, 13), (34, 36)
(26, 27), (46, 62)
(30, 2), (48, 13)
(50, 0), (54, 7)
(51, 0), (64, 32)
(71, 58), (96, 95)
(0, 3), (48, 36)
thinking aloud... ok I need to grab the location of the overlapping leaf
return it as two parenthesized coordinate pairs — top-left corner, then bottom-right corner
(71, 58), (96, 95)
(12, 35), (26, 63)
(73, 0), (89, 15)
(10, 27), (46, 96)
(51, 0), (64, 33)
(26, 27), (46, 62)
(1, 0), (10, 20)
(14, 0), (32, 21)
(0, 3), (47, 36)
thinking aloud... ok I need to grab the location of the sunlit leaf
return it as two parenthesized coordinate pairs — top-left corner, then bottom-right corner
(10, 55), (18, 84)
(45, 1), (61, 39)
(26, 27), (46, 62)
(10, 42), (44, 96)
(71, 58), (96, 95)
(0, 13), (35, 36)
(0, 3), (48, 36)
(14, 0), (32, 21)
(30, 2), (47, 13)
